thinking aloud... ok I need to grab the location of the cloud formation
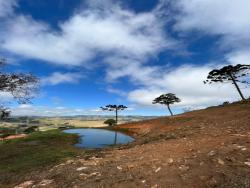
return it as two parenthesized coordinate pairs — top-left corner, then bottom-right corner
(0, 0), (174, 66)
(0, 0), (249, 115)
(41, 72), (84, 86)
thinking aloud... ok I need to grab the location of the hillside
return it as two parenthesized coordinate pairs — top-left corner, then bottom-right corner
(11, 100), (250, 188)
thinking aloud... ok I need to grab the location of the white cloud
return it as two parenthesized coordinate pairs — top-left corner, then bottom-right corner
(41, 72), (84, 86)
(0, 0), (16, 17)
(0, 1), (175, 66)
(174, 0), (250, 63)
(174, 0), (250, 39)
(1, 0), (249, 113)
(127, 64), (250, 108)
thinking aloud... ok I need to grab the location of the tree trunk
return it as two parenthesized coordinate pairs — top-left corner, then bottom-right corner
(229, 74), (245, 100)
(167, 104), (173, 116)
(115, 108), (118, 124)
(114, 132), (117, 145)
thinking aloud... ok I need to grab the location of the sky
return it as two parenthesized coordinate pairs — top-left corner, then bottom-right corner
(0, 0), (250, 116)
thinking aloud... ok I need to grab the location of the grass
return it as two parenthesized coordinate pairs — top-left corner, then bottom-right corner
(0, 130), (81, 186)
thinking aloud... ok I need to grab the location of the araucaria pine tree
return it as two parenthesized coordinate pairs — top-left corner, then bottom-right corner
(204, 64), (250, 100)
(100, 105), (127, 124)
(153, 93), (181, 116)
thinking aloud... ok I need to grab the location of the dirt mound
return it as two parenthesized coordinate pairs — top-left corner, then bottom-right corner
(14, 100), (250, 188)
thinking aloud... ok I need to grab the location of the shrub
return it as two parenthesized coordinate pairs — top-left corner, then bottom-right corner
(104, 119), (116, 126)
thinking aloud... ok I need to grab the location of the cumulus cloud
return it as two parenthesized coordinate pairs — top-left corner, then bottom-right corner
(174, 0), (250, 39)
(0, 0), (175, 66)
(41, 72), (84, 86)
(1, 0), (250, 115)
(174, 0), (250, 62)
(127, 65), (250, 109)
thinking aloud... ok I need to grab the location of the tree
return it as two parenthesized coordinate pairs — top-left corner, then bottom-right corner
(0, 58), (39, 103)
(104, 119), (116, 126)
(153, 93), (181, 116)
(0, 107), (10, 120)
(100, 105), (127, 124)
(0, 58), (38, 106)
(204, 64), (250, 100)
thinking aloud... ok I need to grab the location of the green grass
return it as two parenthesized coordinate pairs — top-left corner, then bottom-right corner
(0, 130), (81, 186)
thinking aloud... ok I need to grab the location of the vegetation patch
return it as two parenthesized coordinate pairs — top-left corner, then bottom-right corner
(0, 130), (81, 186)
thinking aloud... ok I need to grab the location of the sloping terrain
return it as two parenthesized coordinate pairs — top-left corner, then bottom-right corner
(12, 100), (250, 188)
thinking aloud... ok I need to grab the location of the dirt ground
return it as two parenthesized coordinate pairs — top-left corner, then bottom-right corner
(0, 134), (27, 141)
(13, 100), (250, 188)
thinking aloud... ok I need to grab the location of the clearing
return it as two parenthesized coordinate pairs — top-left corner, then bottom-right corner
(2, 100), (250, 188)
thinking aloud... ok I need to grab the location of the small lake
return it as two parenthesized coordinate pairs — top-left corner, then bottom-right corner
(63, 128), (134, 149)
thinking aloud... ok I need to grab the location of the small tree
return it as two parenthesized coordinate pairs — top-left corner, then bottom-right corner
(0, 107), (11, 120)
(104, 119), (116, 126)
(153, 93), (181, 116)
(204, 64), (250, 100)
(100, 105), (127, 124)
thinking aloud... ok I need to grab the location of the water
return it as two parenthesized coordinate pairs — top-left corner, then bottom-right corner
(63, 128), (134, 149)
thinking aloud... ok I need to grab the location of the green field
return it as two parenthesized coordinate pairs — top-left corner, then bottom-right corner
(0, 130), (81, 186)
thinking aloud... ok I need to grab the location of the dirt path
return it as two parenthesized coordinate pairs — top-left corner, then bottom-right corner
(14, 101), (250, 188)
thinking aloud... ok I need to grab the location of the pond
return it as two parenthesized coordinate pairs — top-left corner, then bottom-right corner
(63, 128), (134, 149)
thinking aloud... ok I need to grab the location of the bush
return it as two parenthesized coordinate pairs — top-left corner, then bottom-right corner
(222, 101), (230, 105)
(104, 119), (116, 126)
(24, 126), (39, 134)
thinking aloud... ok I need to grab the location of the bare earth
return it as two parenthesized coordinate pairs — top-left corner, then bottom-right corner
(14, 100), (250, 188)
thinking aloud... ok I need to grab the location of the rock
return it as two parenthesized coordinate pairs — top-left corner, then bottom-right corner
(89, 172), (101, 177)
(141, 180), (146, 184)
(155, 167), (161, 173)
(208, 150), (216, 157)
(179, 165), (189, 171)
(200, 162), (204, 166)
(218, 158), (225, 165)
(117, 166), (122, 170)
(15, 181), (34, 188)
(66, 160), (74, 164)
(36, 179), (54, 187)
(79, 172), (101, 180)
(167, 158), (174, 164)
(244, 162), (250, 166)
(79, 173), (89, 180)
(76, 167), (88, 171)
(127, 164), (134, 170)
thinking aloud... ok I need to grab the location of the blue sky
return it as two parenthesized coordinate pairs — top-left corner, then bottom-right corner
(0, 0), (250, 116)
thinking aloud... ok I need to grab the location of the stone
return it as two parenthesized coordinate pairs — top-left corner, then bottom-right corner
(218, 158), (225, 165)
(66, 160), (74, 164)
(244, 162), (250, 166)
(155, 167), (161, 173)
(167, 158), (174, 164)
(37, 179), (54, 187)
(14, 181), (34, 188)
(208, 150), (216, 157)
(179, 165), (189, 171)
(117, 166), (122, 170)
(76, 167), (88, 171)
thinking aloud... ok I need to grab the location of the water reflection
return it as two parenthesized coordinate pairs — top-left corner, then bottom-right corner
(63, 128), (134, 149)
